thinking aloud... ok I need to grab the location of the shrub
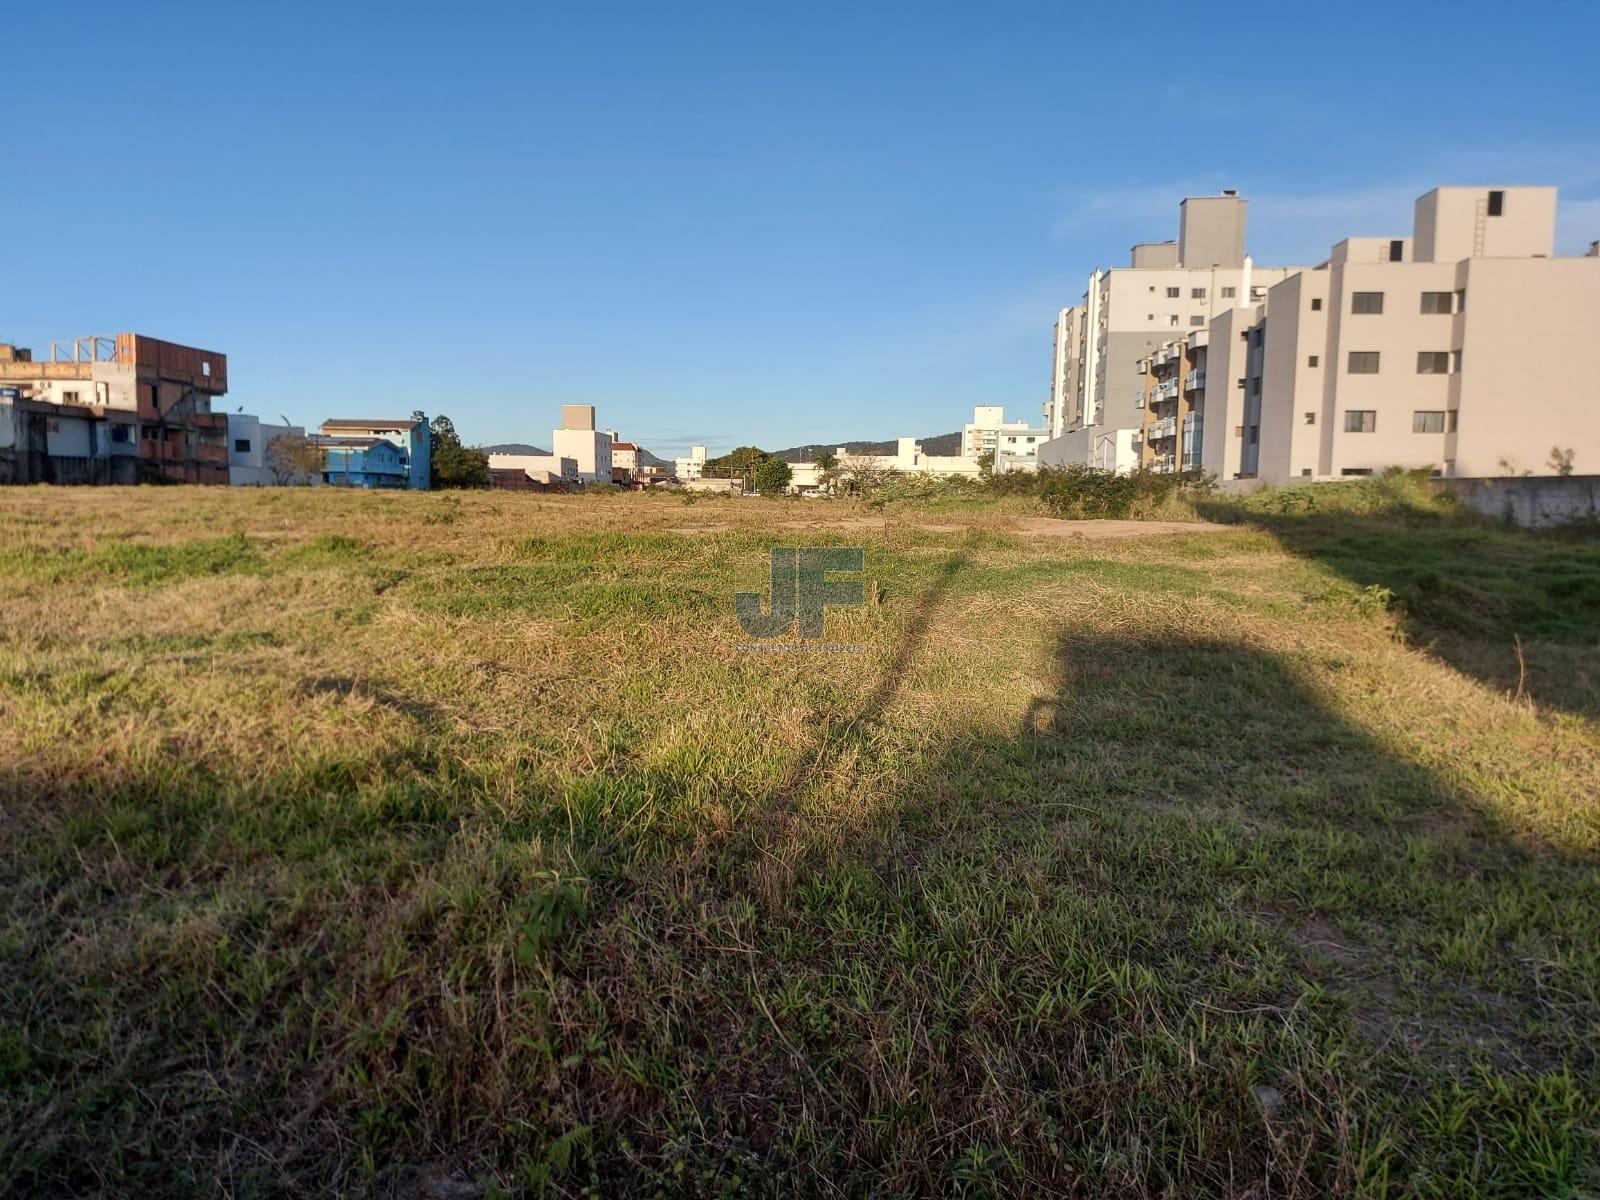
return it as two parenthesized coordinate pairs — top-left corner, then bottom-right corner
(1036, 466), (1210, 520)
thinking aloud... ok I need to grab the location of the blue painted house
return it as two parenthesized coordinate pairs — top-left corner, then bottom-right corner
(315, 415), (431, 488)
(317, 436), (410, 487)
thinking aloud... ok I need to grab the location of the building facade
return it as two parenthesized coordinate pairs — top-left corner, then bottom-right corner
(315, 416), (430, 488)
(674, 444), (707, 481)
(551, 404), (613, 482)
(1201, 186), (1600, 483)
(227, 415), (314, 486)
(1038, 192), (1308, 473)
(0, 334), (228, 485)
(963, 405), (1031, 460)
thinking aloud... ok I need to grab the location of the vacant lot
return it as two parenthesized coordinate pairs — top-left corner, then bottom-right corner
(2, 485), (1597, 1198)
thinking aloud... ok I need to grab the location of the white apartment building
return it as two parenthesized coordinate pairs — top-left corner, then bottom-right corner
(1201, 186), (1600, 483)
(993, 425), (1050, 473)
(1039, 191), (1309, 472)
(550, 404), (613, 482)
(963, 405), (1030, 459)
(674, 444), (707, 481)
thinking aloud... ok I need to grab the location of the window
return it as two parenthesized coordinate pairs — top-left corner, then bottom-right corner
(1341, 468), (1374, 476)
(1344, 410), (1377, 433)
(62, 390), (81, 404)
(1221, 286), (1236, 298)
(234, 438), (252, 452)
(1413, 411), (1446, 433)
(1301, 468), (1313, 477)
(1447, 410), (1458, 432)
(1417, 351), (1450, 374)
(1249, 377), (1261, 397)
(201, 361), (212, 378)
(1169, 315), (1179, 326)
(1191, 288), (1206, 299)
(1420, 292), (1453, 314)
(1308, 355), (1319, 368)
(1310, 297), (1323, 311)
(1166, 287), (1180, 298)
(1389, 239), (1405, 262)
(1190, 315), (1204, 326)
(1351, 292), (1384, 314)
(1234, 425), (1244, 437)
(1236, 378), (1246, 390)
(1488, 189), (1504, 217)
(1247, 426), (1259, 445)
(1348, 351), (1380, 374)
(1250, 287), (1266, 300)
(1304, 412), (1316, 425)
(111, 425), (131, 443)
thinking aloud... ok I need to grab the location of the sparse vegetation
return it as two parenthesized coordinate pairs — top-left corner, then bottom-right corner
(1, 484), (1597, 1197)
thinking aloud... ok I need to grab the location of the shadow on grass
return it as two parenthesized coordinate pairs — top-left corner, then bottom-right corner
(1193, 493), (1600, 718)
(3, 570), (1596, 1197)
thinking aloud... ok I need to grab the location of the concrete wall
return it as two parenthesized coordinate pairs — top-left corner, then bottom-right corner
(1437, 475), (1600, 527)
(1447, 256), (1600, 478)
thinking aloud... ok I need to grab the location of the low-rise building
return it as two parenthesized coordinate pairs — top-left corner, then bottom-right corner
(318, 436), (411, 487)
(227, 415), (315, 486)
(993, 425), (1050, 474)
(316, 416), (430, 488)
(487, 451), (579, 486)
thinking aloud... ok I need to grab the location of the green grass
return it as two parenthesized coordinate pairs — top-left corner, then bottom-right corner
(0, 484), (1596, 1197)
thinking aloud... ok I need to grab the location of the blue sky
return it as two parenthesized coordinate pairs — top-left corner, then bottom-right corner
(5, 2), (1598, 457)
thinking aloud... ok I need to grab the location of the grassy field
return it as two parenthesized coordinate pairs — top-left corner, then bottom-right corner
(2, 483), (1598, 1198)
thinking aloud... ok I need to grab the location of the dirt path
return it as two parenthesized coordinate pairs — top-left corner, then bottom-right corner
(1012, 517), (1232, 538)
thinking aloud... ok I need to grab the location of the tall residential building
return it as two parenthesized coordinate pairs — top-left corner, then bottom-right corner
(1134, 331), (1208, 473)
(1039, 191), (1309, 472)
(1201, 185), (1600, 482)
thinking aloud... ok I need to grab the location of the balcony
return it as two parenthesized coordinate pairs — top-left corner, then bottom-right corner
(1184, 369), (1206, 392)
(1149, 416), (1177, 440)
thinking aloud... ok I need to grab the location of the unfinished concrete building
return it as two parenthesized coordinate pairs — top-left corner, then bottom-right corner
(0, 334), (229, 485)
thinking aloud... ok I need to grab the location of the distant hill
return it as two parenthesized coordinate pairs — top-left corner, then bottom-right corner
(771, 431), (962, 463)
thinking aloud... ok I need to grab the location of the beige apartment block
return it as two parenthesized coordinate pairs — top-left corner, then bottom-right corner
(1201, 185), (1600, 484)
(1039, 191), (1308, 472)
(1133, 331), (1207, 473)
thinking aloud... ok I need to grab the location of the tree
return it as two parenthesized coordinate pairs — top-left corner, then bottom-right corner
(753, 457), (792, 496)
(812, 450), (838, 472)
(430, 414), (489, 488)
(265, 432), (324, 485)
(977, 449), (996, 479)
